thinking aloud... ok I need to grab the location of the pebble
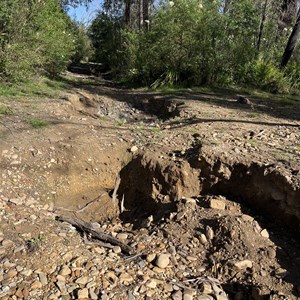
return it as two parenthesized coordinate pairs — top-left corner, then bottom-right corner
(4, 269), (17, 279)
(206, 226), (214, 240)
(31, 280), (42, 289)
(260, 229), (269, 238)
(130, 146), (138, 153)
(75, 276), (90, 285)
(155, 253), (170, 269)
(146, 280), (157, 289)
(146, 253), (156, 262)
(56, 280), (67, 294)
(210, 199), (226, 210)
(113, 246), (122, 254)
(116, 233), (128, 240)
(77, 288), (89, 299)
(38, 272), (48, 286)
(233, 259), (253, 270)
(59, 266), (72, 276)
(199, 234), (208, 244)
(172, 290), (183, 300)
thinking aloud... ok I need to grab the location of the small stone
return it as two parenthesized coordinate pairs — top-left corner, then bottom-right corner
(233, 260), (253, 270)
(275, 268), (288, 279)
(38, 272), (48, 286)
(4, 269), (17, 279)
(267, 248), (276, 259)
(155, 253), (170, 269)
(164, 283), (173, 292)
(260, 229), (269, 238)
(199, 234), (208, 245)
(146, 253), (156, 263)
(20, 269), (32, 277)
(119, 272), (133, 284)
(210, 199), (226, 210)
(94, 247), (105, 254)
(116, 233), (128, 240)
(59, 266), (71, 276)
(77, 288), (89, 299)
(146, 280), (157, 289)
(206, 226), (214, 240)
(184, 289), (196, 300)
(241, 214), (254, 222)
(15, 288), (23, 298)
(184, 293), (194, 300)
(56, 275), (66, 282)
(56, 280), (67, 294)
(113, 246), (122, 254)
(152, 267), (165, 273)
(130, 146), (138, 153)
(89, 287), (98, 300)
(75, 276), (90, 285)
(200, 282), (212, 294)
(31, 280), (42, 289)
(172, 290), (183, 300)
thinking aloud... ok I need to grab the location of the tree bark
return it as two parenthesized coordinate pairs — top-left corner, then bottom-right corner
(257, 0), (268, 52)
(280, 8), (300, 68)
(125, 0), (131, 27)
(56, 215), (133, 254)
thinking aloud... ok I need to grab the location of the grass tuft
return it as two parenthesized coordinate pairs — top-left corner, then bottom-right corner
(27, 118), (48, 128)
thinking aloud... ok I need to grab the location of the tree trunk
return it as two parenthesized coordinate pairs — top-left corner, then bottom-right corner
(125, 0), (131, 27)
(139, 0), (144, 30)
(280, 8), (300, 68)
(257, 0), (268, 52)
(143, 0), (149, 30)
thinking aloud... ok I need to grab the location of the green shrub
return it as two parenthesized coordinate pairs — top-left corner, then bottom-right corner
(0, 0), (75, 81)
(242, 59), (290, 93)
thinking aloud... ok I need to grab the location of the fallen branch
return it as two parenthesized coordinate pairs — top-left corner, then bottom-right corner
(82, 233), (114, 250)
(56, 215), (133, 254)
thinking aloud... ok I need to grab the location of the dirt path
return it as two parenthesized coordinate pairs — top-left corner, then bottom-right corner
(0, 74), (299, 299)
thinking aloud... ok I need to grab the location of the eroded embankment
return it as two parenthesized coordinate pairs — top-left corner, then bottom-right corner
(117, 148), (300, 230)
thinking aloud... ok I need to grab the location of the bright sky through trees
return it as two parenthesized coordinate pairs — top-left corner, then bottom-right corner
(67, 0), (101, 25)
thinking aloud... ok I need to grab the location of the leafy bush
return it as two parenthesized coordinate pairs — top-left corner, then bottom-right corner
(0, 0), (75, 81)
(242, 59), (290, 93)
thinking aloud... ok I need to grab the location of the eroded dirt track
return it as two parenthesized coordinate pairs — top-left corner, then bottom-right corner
(0, 74), (300, 299)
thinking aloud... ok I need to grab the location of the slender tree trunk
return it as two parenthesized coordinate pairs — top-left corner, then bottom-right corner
(139, 0), (144, 30)
(257, 0), (268, 52)
(125, 0), (131, 27)
(143, 0), (149, 30)
(280, 8), (300, 68)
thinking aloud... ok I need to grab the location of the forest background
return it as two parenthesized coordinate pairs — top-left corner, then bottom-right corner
(0, 0), (300, 94)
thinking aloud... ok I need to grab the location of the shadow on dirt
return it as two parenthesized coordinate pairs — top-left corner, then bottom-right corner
(59, 73), (300, 124)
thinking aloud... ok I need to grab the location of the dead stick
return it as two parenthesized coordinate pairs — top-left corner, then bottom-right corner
(56, 215), (133, 254)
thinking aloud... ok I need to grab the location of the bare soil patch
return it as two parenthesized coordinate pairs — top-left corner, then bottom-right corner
(0, 74), (299, 299)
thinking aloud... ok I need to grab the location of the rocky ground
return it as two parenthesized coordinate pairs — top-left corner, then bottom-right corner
(0, 73), (299, 299)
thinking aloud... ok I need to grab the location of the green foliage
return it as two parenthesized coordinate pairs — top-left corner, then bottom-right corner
(27, 118), (48, 128)
(242, 58), (290, 93)
(0, 0), (76, 81)
(88, 0), (300, 93)
(72, 23), (93, 63)
(88, 13), (124, 74)
(0, 77), (68, 97)
(0, 105), (11, 115)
